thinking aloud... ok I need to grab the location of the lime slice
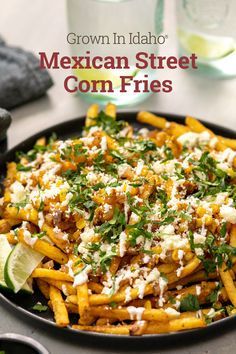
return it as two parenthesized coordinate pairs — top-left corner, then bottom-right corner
(178, 29), (236, 60)
(74, 67), (139, 89)
(0, 235), (12, 288)
(4, 243), (44, 293)
(0, 236), (34, 294)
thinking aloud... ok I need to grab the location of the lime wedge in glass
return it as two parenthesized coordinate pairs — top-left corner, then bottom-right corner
(74, 67), (139, 89)
(4, 243), (44, 293)
(178, 29), (236, 60)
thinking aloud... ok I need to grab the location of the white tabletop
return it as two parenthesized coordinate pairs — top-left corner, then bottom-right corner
(0, 0), (236, 353)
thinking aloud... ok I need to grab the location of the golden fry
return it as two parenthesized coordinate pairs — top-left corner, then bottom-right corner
(105, 102), (116, 119)
(85, 104), (99, 127)
(32, 269), (73, 282)
(219, 263), (236, 307)
(137, 111), (167, 129)
(18, 230), (68, 264)
(49, 285), (69, 327)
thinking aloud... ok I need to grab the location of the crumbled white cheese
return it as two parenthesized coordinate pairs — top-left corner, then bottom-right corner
(195, 285), (201, 296)
(101, 136), (107, 151)
(177, 131), (211, 148)
(135, 160), (144, 176)
(165, 307), (180, 318)
(38, 212), (44, 229)
(23, 230), (37, 247)
(87, 172), (98, 183)
(125, 286), (132, 303)
(119, 231), (127, 257)
(176, 285), (183, 290)
(220, 205), (236, 224)
(80, 228), (95, 243)
(146, 268), (160, 283)
(10, 181), (26, 203)
(73, 265), (92, 287)
(207, 308), (216, 318)
(117, 163), (131, 178)
(177, 132), (200, 147)
(61, 192), (73, 207)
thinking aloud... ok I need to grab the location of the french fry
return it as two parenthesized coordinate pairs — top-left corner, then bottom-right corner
(169, 270), (217, 289)
(5, 232), (18, 245)
(42, 223), (69, 252)
(5, 162), (17, 183)
(88, 282), (103, 294)
(90, 306), (169, 322)
(168, 281), (223, 306)
(96, 318), (117, 326)
(35, 137), (46, 146)
(49, 285), (69, 327)
(67, 283), (154, 306)
(36, 279), (50, 299)
(72, 324), (131, 335)
(143, 318), (206, 334)
(105, 102), (116, 119)
(165, 122), (189, 137)
(85, 104), (99, 127)
(89, 283), (154, 306)
(230, 225), (236, 265)
(158, 263), (177, 274)
(218, 136), (236, 150)
(77, 283), (95, 325)
(219, 263), (236, 307)
(41, 278), (75, 295)
(0, 219), (20, 233)
(4, 205), (38, 225)
(230, 225), (236, 247)
(65, 302), (78, 314)
(168, 257), (201, 284)
(185, 116), (226, 151)
(18, 229), (68, 264)
(109, 256), (121, 275)
(137, 111), (167, 129)
(185, 116), (212, 134)
(32, 268), (73, 282)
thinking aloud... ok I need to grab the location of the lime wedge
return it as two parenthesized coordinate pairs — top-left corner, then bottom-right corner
(0, 235), (12, 288)
(75, 68), (121, 87)
(0, 236), (34, 293)
(74, 67), (139, 89)
(4, 243), (44, 293)
(178, 29), (236, 60)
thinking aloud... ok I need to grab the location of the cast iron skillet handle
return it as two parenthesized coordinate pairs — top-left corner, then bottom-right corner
(0, 108), (12, 155)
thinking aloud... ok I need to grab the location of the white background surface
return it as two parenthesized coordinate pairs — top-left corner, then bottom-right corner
(0, 1), (236, 353)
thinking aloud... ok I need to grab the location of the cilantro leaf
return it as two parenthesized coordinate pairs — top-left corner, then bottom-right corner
(32, 303), (48, 312)
(180, 294), (200, 312)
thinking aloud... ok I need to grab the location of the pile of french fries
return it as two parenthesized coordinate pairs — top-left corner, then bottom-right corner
(1, 103), (236, 336)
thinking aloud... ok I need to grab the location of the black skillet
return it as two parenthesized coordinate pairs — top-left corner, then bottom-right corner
(0, 110), (236, 344)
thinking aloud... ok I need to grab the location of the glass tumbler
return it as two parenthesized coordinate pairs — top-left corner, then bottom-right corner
(176, 0), (236, 78)
(67, 0), (164, 106)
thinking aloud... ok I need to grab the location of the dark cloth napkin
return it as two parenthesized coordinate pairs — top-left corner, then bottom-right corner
(0, 37), (53, 110)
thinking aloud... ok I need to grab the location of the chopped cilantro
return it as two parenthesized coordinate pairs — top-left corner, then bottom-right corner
(87, 111), (126, 136)
(32, 303), (48, 312)
(16, 163), (32, 172)
(180, 294), (200, 312)
(220, 222), (227, 238)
